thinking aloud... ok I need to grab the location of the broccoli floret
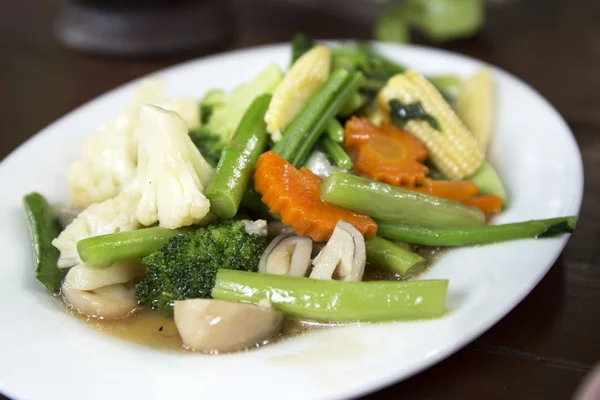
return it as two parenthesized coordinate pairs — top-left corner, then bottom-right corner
(136, 220), (268, 316)
(189, 127), (225, 167)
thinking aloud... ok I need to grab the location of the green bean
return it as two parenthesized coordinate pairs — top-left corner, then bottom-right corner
(366, 237), (424, 275)
(325, 118), (345, 143)
(320, 137), (353, 170)
(205, 94), (271, 219)
(338, 91), (367, 117)
(77, 226), (195, 267)
(290, 71), (365, 167)
(273, 68), (349, 160)
(23, 193), (63, 292)
(376, 217), (578, 246)
(212, 270), (448, 322)
(321, 172), (485, 228)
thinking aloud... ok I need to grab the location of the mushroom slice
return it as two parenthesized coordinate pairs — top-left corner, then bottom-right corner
(174, 299), (284, 353)
(259, 233), (313, 276)
(309, 220), (367, 281)
(64, 259), (146, 291)
(61, 280), (137, 319)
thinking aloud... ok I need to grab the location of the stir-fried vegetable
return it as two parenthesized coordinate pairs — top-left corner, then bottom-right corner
(254, 151), (377, 241)
(379, 70), (484, 180)
(319, 137), (354, 170)
(23, 35), (580, 355)
(266, 45), (331, 142)
(77, 226), (195, 268)
(366, 237), (424, 276)
(206, 94), (271, 219)
(376, 217), (578, 246)
(23, 193), (63, 292)
(212, 270), (449, 322)
(136, 220), (268, 316)
(321, 172), (485, 228)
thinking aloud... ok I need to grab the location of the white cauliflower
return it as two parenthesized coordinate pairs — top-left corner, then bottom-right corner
(52, 192), (141, 268)
(68, 79), (201, 208)
(131, 104), (213, 229)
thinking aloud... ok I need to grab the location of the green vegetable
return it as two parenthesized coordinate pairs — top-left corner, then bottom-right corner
(321, 172), (485, 227)
(241, 185), (279, 220)
(77, 226), (194, 268)
(376, 217), (578, 246)
(319, 137), (353, 170)
(325, 118), (345, 143)
(204, 63), (283, 142)
(375, 0), (484, 43)
(200, 89), (226, 124)
(23, 193), (63, 292)
(332, 43), (406, 95)
(273, 68), (349, 161)
(366, 237), (424, 275)
(189, 128), (225, 167)
(212, 270), (449, 322)
(389, 99), (441, 131)
(468, 162), (508, 204)
(290, 71), (365, 167)
(291, 33), (316, 65)
(136, 220), (268, 316)
(206, 94), (271, 219)
(338, 91), (368, 117)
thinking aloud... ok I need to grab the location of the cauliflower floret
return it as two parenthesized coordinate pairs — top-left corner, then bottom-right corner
(132, 104), (213, 229)
(68, 79), (201, 208)
(52, 192), (141, 268)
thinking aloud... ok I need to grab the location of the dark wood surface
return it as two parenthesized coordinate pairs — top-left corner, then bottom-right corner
(1, 0), (599, 399)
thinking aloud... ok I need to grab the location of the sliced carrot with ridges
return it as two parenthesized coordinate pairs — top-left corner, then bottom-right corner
(464, 194), (503, 218)
(344, 117), (386, 151)
(254, 151), (377, 242)
(345, 118), (429, 186)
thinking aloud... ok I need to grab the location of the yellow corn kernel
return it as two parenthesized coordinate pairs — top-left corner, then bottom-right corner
(456, 67), (494, 154)
(378, 70), (484, 180)
(265, 45), (331, 142)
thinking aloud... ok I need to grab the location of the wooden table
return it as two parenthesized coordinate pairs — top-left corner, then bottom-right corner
(1, 0), (598, 398)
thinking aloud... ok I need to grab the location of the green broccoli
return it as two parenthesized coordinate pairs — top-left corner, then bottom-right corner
(189, 127), (225, 167)
(136, 220), (268, 316)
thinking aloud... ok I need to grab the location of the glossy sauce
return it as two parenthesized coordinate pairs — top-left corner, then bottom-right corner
(64, 246), (446, 353)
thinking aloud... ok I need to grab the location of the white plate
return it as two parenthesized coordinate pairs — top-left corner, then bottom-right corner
(0, 43), (583, 400)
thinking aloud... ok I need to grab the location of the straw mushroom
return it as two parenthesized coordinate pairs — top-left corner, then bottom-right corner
(309, 220), (366, 281)
(259, 233), (313, 276)
(61, 280), (137, 319)
(174, 299), (284, 353)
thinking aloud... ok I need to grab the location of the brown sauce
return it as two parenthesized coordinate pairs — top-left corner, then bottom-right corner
(62, 246), (446, 353)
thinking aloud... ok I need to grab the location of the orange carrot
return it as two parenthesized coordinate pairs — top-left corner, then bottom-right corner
(407, 180), (480, 202)
(345, 118), (429, 186)
(344, 117), (384, 151)
(254, 151), (378, 242)
(464, 195), (503, 218)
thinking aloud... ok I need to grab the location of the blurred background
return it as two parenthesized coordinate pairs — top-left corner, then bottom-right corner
(1, 0), (600, 399)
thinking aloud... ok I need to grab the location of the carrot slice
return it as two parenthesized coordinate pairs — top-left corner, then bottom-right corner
(344, 117), (386, 151)
(407, 180), (480, 202)
(464, 194), (503, 218)
(255, 151), (378, 242)
(345, 118), (429, 186)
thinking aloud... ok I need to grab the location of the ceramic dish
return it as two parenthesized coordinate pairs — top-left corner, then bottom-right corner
(0, 43), (583, 400)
